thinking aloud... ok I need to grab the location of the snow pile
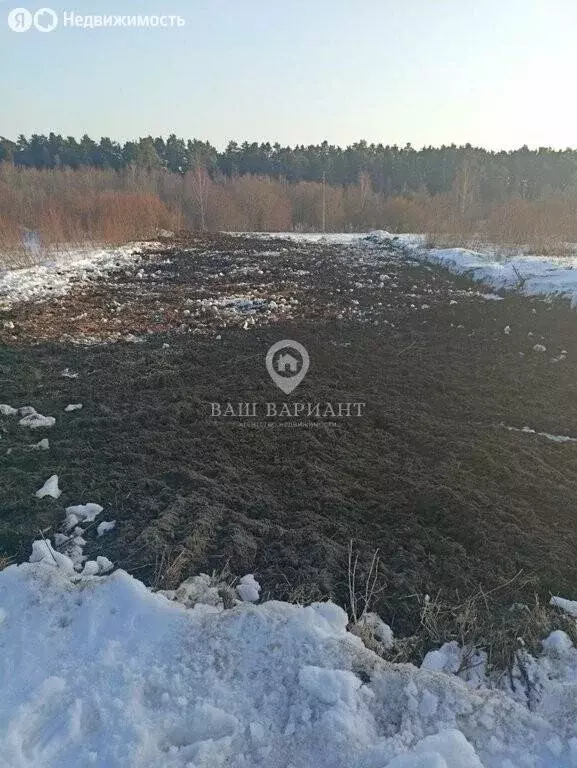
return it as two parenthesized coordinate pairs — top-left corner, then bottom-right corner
(28, 540), (75, 574)
(0, 243), (152, 310)
(236, 573), (261, 602)
(3, 559), (577, 767)
(358, 231), (577, 306)
(64, 502), (103, 530)
(4, 542), (577, 767)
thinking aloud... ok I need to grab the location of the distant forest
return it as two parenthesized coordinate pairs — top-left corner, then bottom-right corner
(3, 135), (577, 256)
(4, 134), (577, 202)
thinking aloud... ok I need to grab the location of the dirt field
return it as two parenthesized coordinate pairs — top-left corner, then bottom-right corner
(3, 232), (577, 645)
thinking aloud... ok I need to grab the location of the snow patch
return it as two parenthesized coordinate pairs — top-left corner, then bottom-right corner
(35, 475), (61, 499)
(96, 520), (116, 537)
(0, 243), (151, 310)
(236, 574), (261, 602)
(64, 503), (103, 529)
(19, 409), (56, 429)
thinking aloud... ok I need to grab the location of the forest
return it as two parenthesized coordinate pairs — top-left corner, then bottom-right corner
(4, 134), (577, 201)
(3, 134), (577, 256)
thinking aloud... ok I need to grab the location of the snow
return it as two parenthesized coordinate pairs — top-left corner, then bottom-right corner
(3, 555), (577, 766)
(236, 573), (261, 602)
(82, 557), (113, 576)
(351, 231), (577, 307)
(0, 403), (18, 416)
(96, 520), (116, 537)
(0, 243), (153, 310)
(64, 403), (83, 412)
(64, 503), (103, 529)
(385, 730), (484, 768)
(19, 409), (56, 429)
(33, 438), (50, 451)
(35, 474), (61, 499)
(502, 424), (577, 444)
(551, 596), (577, 618)
(28, 539), (75, 574)
(96, 555), (114, 573)
(357, 611), (395, 649)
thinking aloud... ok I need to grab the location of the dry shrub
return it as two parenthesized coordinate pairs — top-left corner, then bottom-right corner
(484, 197), (577, 253)
(225, 175), (293, 231)
(88, 191), (175, 242)
(0, 164), (177, 262)
(4, 163), (577, 256)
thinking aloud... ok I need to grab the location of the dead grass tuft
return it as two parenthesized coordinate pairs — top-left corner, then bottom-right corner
(387, 576), (577, 675)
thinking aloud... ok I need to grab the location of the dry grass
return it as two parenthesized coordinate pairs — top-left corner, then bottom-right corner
(347, 540), (387, 624)
(152, 546), (191, 591)
(386, 578), (577, 679)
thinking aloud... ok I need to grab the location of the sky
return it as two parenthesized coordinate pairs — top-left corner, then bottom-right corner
(1, 0), (577, 150)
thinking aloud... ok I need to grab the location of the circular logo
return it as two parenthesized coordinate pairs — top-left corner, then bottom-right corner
(7, 7), (32, 31)
(265, 340), (310, 394)
(34, 7), (57, 31)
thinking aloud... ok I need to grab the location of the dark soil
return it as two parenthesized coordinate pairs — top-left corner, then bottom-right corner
(2, 232), (577, 639)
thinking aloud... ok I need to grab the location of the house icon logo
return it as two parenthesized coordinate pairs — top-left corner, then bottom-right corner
(266, 340), (309, 394)
(276, 352), (299, 374)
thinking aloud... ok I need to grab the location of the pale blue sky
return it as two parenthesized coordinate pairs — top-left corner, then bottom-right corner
(2, 0), (576, 149)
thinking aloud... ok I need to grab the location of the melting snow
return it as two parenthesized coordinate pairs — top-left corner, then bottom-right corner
(64, 503), (103, 530)
(96, 520), (116, 537)
(551, 596), (577, 618)
(355, 231), (577, 307)
(0, 243), (153, 310)
(35, 475), (61, 499)
(502, 424), (577, 444)
(18, 409), (56, 429)
(1, 557), (577, 767)
(236, 574), (261, 603)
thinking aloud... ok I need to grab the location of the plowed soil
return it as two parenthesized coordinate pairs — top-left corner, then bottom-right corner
(3, 232), (577, 636)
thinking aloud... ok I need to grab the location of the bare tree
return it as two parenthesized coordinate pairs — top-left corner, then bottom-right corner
(191, 163), (209, 231)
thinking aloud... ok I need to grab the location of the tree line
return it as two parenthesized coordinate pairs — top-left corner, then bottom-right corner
(3, 134), (577, 203)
